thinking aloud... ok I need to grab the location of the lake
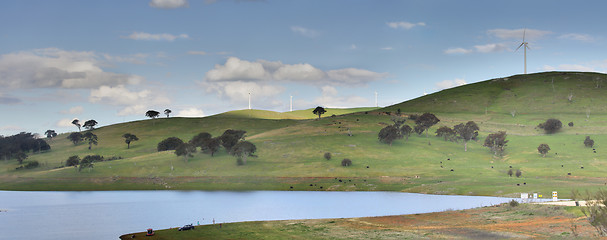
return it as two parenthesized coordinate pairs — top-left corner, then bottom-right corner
(0, 190), (518, 240)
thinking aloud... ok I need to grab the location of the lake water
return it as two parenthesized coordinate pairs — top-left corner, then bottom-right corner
(0, 190), (518, 240)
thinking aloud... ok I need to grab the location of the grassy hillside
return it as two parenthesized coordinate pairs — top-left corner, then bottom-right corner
(2, 72), (607, 198)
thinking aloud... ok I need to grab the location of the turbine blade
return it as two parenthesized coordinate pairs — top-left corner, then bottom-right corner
(516, 43), (524, 51)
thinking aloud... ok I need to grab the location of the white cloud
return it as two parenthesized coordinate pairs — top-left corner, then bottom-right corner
(201, 80), (285, 106)
(176, 108), (205, 117)
(435, 78), (467, 90)
(559, 33), (594, 42)
(61, 106), (84, 115)
(123, 32), (189, 41)
(187, 51), (208, 55)
(313, 86), (370, 108)
(290, 26), (319, 38)
(149, 0), (189, 9)
(487, 28), (551, 40)
(386, 21), (426, 30)
(89, 85), (171, 116)
(102, 53), (148, 65)
(350, 44), (357, 50)
(204, 57), (386, 86)
(56, 118), (76, 128)
(444, 47), (473, 55)
(381, 47), (393, 50)
(0, 48), (143, 89)
(542, 64), (596, 72)
(474, 43), (508, 53)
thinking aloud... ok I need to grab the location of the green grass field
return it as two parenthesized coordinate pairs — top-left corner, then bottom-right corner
(2, 72), (607, 198)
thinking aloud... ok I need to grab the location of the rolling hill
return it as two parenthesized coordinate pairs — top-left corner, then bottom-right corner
(2, 71), (607, 198)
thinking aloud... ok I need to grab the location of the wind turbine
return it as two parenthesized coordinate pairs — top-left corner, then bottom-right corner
(248, 92), (251, 110)
(374, 91), (378, 107)
(516, 29), (530, 74)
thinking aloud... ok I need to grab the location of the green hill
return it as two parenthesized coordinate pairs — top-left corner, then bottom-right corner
(2, 72), (607, 198)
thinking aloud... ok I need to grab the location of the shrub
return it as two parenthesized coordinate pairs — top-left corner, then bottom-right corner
(157, 137), (184, 151)
(538, 143), (551, 157)
(509, 199), (519, 207)
(585, 136), (595, 148)
(568, 122), (574, 127)
(507, 169), (513, 177)
(324, 152), (332, 160)
(24, 161), (39, 169)
(66, 155), (80, 166)
(515, 169), (522, 178)
(538, 118), (562, 134)
(82, 155), (104, 163)
(341, 158), (352, 167)
(575, 189), (607, 236)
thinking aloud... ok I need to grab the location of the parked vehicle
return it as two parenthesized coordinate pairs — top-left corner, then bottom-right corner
(146, 228), (155, 236)
(178, 224), (195, 231)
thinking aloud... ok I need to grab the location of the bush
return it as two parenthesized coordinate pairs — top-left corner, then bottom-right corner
(157, 137), (184, 151)
(538, 118), (562, 134)
(568, 122), (574, 127)
(585, 136), (595, 148)
(515, 169), (522, 178)
(509, 199), (519, 207)
(341, 158), (352, 167)
(24, 161), (39, 169)
(507, 169), (513, 177)
(575, 189), (607, 236)
(82, 155), (104, 163)
(66, 155), (80, 166)
(324, 152), (332, 160)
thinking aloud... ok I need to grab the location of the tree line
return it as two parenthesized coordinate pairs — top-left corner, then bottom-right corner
(0, 132), (50, 163)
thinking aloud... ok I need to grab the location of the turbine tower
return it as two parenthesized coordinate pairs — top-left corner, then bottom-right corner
(248, 92), (251, 110)
(374, 91), (378, 107)
(290, 95), (293, 112)
(516, 29), (530, 74)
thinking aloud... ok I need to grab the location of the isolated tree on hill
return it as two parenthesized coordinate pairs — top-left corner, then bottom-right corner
(538, 143), (550, 157)
(83, 131), (98, 150)
(67, 132), (84, 145)
(378, 125), (401, 146)
(313, 106), (326, 119)
(400, 125), (412, 141)
(415, 113), (440, 138)
(146, 110), (160, 119)
(204, 137), (221, 156)
(122, 133), (139, 149)
(45, 130), (57, 139)
(484, 131), (508, 156)
(164, 109), (172, 118)
(585, 136), (595, 148)
(324, 152), (332, 160)
(435, 126), (456, 142)
(72, 119), (81, 132)
(341, 158), (352, 167)
(538, 118), (562, 134)
(175, 142), (197, 163)
(230, 141), (256, 165)
(454, 121), (479, 152)
(83, 119), (98, 130)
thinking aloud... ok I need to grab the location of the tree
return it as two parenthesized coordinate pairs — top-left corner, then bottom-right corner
(484, 131), (508, 156)
(164, 109), (172, 118)
(415, 113), (440, 138)
(378, 125), (401, 146)
(435, 126), (456, 141)
(575, 189), (607, 236)
(157, 137), (184, 151)
(175, 142), (196, 162)
(146, 110), (160, 119)
(507, 169), (513, 177)
(324, 152), (332, 160)
(585, 136), (595, 148)
(220, 129), (246, 152)
(66, 155), (80, 166)
(67, 132), (83, 145)
(230, 141), (256, 165)
(204, 137), (221, 156)
(83, 119), (98, 130)
(122, 133), (139, 149)
(453, 121), (479, 152)
(16, 151), (27, 164)
(83, 131), (98, 150)
(45, 130), (57, 139)
(515, 169), (522, 178)
(538, 118), (562, 134)
(72, 119), (81, 132)
(312, 106), (326, 119)
(341, 158), (352, 166)
(78, 157), (94, 172)
(190, 132), (212, 148)
(537, 143), (550, 157)
(400, 125), (412, 141)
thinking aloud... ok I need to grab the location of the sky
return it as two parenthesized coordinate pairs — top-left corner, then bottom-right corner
(1, 0), (607, 136)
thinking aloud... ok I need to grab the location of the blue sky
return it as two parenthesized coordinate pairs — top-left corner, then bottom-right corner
(1, 0), (607, 136)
